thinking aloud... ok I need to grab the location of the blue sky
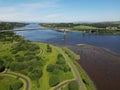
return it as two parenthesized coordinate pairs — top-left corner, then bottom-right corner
(0, 0), (120, 22)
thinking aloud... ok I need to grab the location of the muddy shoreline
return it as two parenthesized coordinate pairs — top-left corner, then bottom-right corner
(69, 44), (120, 90)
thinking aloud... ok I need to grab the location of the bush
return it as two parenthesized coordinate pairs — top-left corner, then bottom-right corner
(56, 54), (66, 64)
(29, 69), (43, 80)
(49, 76), (60, 87)
(0, 64), (5, 72)
(56, 59), (66, 64)
(68, 81), (79, 90)
(24, 55), (35, 61)
(47, 44), (52, 52)
(46, 64), (55, 72)
(10, 62), (26, 71)
(15, 55), (24, 62)
(10, 81), (23, 90)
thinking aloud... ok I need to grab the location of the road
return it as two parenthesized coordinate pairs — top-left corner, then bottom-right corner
(56, 47), (85, 90)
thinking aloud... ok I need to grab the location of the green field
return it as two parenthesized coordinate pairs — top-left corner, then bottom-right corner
(73, 25), (97, 29)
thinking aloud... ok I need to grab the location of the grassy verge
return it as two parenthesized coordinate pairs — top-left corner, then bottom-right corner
(62, 47), (95, 90)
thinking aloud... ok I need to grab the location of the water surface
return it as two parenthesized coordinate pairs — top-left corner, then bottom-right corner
(16, 24), (120, 55)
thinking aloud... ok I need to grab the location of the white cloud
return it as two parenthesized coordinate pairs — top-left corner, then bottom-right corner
(0, 0), (60, 22)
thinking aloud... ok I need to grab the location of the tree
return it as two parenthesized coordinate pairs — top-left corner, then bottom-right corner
(47, 44), (52, 52)
(46, 64), (55, 72)
(29, 69), (43, 80)
(11, 81), (23, 90)
(49, 76), (60, 87)
(68, 81), (79, 90)
(0, 64), (5, 72)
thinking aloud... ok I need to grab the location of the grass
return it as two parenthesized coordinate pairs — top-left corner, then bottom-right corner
(62, 47), (95, 90)
(0, 74), (23, 90)
(61, 85), (69, 90)
(74, 25), (97, 29)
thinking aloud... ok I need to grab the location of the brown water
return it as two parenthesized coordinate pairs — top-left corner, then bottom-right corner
(70, 45), (120, 90)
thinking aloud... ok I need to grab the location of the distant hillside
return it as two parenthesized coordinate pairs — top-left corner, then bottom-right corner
(96, 21), (120, 24)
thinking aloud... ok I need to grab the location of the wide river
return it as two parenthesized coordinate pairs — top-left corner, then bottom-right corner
(15, 24), (120, 55)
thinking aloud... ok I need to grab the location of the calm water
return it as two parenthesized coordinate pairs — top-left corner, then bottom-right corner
(15, 24), (120, 55)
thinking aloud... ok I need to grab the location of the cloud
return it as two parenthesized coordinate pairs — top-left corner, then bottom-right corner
(0, 0), (60, 22)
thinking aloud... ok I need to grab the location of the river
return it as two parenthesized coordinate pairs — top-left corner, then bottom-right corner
(15, 24), (120, 55)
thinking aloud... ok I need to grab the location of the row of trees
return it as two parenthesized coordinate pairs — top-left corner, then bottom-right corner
(11, 40), (40, 54)
(0, 32), (23, 42)
(41, 23), (120, 29)
(0, 22), (26, 30)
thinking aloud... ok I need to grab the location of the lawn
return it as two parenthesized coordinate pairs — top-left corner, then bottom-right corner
(73, 25), (97, 29)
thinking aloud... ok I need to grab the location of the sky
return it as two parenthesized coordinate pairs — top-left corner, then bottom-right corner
(0, 0), (120, 22)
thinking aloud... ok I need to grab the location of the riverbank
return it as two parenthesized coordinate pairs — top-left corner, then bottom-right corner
(69, 44), (120, 90)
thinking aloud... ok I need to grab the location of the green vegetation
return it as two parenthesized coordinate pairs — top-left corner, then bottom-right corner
(0, 75), (23, 90)
(47, 44), (52, 52)
(41, 23), (120, 34)
(0, 22), (26, 30)
(63, 47), (95, 90)
(73, 25), (96, 29)
(49, 76), (60, 87)
(68, 81), (79, 90)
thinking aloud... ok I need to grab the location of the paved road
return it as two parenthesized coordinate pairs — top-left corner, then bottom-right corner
(56, 47), (85, 90)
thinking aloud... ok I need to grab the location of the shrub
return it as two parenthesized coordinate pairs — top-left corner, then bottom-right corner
(15, 55), (24, 62)
(29, 69), (43, 80)
(56, 58), (66, 64)
(10, 62), (26, 71)
(56, 54), (66, 64)
(11, 81), (23, 90)
(0, 64), (5, 72)
(68, 81), (79, 90)
(47, 44), (52, 52)
(46, 64), (55, 72)
(49, 76), (60, 87)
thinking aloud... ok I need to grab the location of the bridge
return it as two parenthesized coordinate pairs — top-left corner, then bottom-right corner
(0, 27), (70, 33)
